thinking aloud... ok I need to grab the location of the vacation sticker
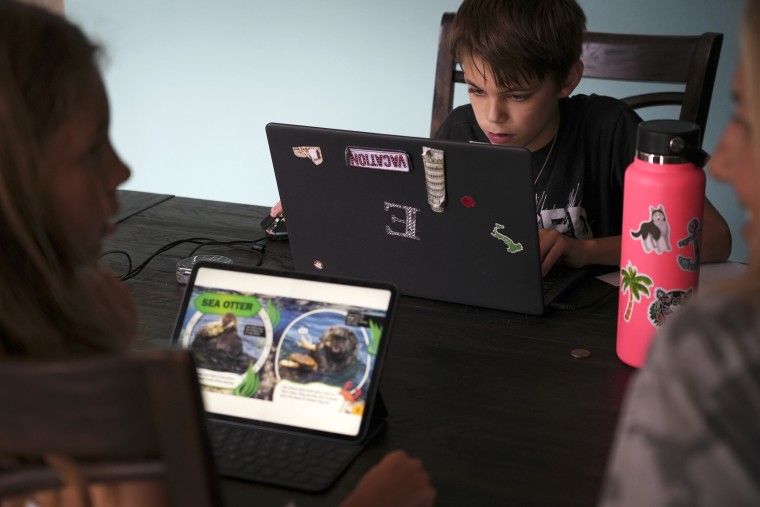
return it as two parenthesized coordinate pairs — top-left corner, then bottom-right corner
(292, 146), (323, 165)
(345, 147), (411, 172)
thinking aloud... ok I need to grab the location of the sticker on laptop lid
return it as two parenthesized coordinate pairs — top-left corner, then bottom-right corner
(491, 223), (523, 253)
(345, 147), (411, 172)
(422, 146), (446, 212)
(384, 202), (421, 240)
(292, 146), (323, 165)
(460, 195), (476, 209)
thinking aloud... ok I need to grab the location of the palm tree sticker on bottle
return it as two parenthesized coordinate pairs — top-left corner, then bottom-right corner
(620, 261), (653, 322)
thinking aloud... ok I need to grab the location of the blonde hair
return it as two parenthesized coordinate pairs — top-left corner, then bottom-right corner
(706, 0), (760, 296)
(740, 0), (760, 279)
(0, 0), (122, 356)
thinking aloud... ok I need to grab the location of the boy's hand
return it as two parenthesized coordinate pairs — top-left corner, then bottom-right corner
(539, 229), (584, 275)
(338, 450), (436, 507)
(270, 200), (283, 217)
(538, 229), (622, 275)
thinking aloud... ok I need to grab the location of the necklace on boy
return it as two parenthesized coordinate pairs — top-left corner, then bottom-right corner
(533, 131), (558, 186)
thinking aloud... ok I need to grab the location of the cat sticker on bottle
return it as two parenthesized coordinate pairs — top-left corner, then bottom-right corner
(630, 205), (672, 255)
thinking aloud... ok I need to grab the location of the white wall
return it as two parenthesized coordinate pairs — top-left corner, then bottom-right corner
(66, 0), (748, 261)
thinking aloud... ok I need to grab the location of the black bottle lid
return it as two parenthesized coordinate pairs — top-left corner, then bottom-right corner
(635, 120), (709, 167)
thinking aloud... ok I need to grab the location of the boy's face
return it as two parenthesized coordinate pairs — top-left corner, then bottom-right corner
(42, 70), (131, 268)
(462, 55), (577, 152)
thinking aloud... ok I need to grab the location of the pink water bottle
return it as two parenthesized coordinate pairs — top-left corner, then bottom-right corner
(617, 120), (708, 368)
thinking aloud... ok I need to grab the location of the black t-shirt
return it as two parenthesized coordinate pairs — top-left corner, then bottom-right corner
(435, 94), (642, 239)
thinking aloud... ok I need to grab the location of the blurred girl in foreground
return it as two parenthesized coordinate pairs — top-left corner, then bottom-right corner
(600, 1), (760, 505)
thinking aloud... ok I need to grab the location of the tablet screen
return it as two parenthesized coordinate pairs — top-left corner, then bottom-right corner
(174, 264), (395, 438)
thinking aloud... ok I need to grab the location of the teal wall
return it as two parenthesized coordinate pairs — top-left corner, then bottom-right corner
(67, 0), (747, 261)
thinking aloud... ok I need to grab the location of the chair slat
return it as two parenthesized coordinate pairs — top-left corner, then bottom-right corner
(0, 350), (222, 506)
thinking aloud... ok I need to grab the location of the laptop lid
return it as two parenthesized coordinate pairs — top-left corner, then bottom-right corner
(266, 122), (559, 315)
(171, 262), (397, 442)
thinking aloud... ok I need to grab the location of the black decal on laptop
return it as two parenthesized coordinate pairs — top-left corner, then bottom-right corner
(422, 146), (446, 212)
(292, 146), (323, 165)
(490, 223), (523, 253)
(384, 202), (420, 240)
(345, 147), (411, 172)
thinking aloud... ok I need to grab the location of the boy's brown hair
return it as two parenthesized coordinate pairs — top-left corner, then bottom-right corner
(450, 0), (586, 89)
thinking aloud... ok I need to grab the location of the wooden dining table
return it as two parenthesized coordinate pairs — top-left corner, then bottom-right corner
(103, 190), (634, 507)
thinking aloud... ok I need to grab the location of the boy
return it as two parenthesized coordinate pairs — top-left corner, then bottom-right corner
(435, 0), (732, 274)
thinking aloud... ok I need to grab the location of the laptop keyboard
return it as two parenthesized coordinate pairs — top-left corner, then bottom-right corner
(541, 265), (590, 304)
(208, 420), (361, 492)
(542, 266), (568, 293)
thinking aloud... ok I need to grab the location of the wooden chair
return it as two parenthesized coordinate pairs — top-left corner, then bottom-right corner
(430, 12), (723, 144)
(0, 349), (222, 506)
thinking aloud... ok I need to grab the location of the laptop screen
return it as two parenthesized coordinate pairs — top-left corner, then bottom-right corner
(173, 263), (395, 439)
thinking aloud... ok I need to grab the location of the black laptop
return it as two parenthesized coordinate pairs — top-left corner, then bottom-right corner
(172, 262), (397, 491)
(266, 123), (587, 315)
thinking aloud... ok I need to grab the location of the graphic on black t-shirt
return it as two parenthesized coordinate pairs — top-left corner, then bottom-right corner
(536, 182), (592, 239)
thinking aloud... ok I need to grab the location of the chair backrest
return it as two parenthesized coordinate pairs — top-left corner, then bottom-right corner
(430, 12), (723, 144)
(0, 349), (222, 507)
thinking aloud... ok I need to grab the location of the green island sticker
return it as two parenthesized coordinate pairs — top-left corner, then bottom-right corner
(193, 292), (262, 318)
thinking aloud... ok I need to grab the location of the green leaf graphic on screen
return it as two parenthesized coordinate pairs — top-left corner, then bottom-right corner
(233, 363), (260, 397)
(193, 292), (261, 317)
(368, 320), (382, 356)
(266, 299), (281, 329)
